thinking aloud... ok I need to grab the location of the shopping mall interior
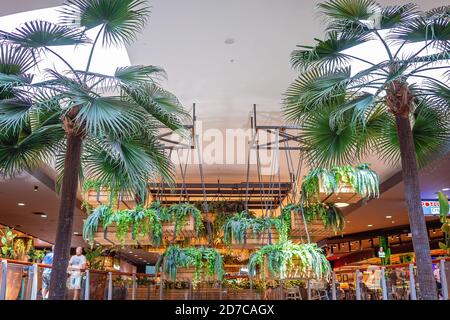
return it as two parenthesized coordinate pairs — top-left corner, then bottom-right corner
(0, 0), (449, 301)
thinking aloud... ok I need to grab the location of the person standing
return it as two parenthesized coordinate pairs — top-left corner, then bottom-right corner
(41, 245), (54, 300)
(68, 247), (86, 300)
(433, 264), (442, 300)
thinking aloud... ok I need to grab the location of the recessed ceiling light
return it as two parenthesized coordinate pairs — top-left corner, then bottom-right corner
(34, 186), (38, 191)
(18, 202), (25, 206)
(367, 224), (373, 227)
(73, 232), (80, 235)
(392, 221), (395, 224)
(40, 214), (47, 218)
(346, 220), (350, 223)
(129, 251), (133, 254)
(134, 254), (138, 257)
(335, 203), (350, 208)
(224, 38), (235, 44)
(385, 215), (392, 219)
(442, 188), (450, 191)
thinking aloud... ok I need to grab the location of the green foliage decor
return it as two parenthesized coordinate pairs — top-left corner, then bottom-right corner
(222, 211), (289, 245)
(282, 202), (346, 234)
(82, 202), (203, 245)
(248, 241), (331, 281)
(156, 245), (224, 289)
(301, 164), (379, 204)
(0, 227), (17, 259)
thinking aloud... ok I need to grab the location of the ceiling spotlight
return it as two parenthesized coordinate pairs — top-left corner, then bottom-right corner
(134, 254), (138, 257)
(224, 38), (235, 44)
(34, 186), (38, 191)
(367, 224), (373, 227)
(73, 232), (80, 235)
(335, 203), (350, 208)
(433, 229), (436, 234)
(18, 202), (25, 206)
(385, 215), (392, 219)
(392, 221), (395, 224)
(442, 188), (450, 191)
(346, 220), (350, 223)
(129, 251), (133, 254)
(40, 214), (47, 218)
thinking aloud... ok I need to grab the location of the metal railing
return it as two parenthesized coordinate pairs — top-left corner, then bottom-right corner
(1, 257), (449, 300)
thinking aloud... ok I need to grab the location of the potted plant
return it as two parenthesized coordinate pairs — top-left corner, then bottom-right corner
(156, 246), (224, 289)
(84, 246), (113, 300)
(248, 241), (331, 283)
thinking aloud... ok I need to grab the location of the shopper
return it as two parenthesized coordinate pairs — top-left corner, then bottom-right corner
(41, 245), (54, 300)
(68, 247), (86, 300)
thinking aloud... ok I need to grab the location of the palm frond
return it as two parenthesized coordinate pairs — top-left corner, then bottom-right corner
(0, 20), (89, 48)
(291, 31), (371, 71)
(389, 14), (450, 43)
(0, 44), (36, 75)
(0, 97), (32, 130)
(379, 4), (419, 29)
(418, 79), (450, 116)
(377, 101), (450, 167)
(284, 67), (350, 122)
(82, 133), (173, 201)
(300, 107), (359, 167)
(0, 124), (64, 176)
(60, 0), (150, 46)
(124, 83), (189, 132)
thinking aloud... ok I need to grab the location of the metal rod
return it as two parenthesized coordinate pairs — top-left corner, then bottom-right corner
(381, 267), (388, 300)
(84, 270), (90, 300)
(307, 279), (311, 300)
(107, 272), (113, 300)
(0, 260), (7, 300)
(356, 269), (361, 300)
(440, 259), (448, 300)
(409, 263), (417, 300)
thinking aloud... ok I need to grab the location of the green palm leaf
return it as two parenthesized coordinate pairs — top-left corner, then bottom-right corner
(0, 124), (64, 176)
(0, 44), (35, 75)
(0, 20), (89, 48)
(389, 14), (450, 43)
(379, 4), (419, 29)
(60, 0), (150, 46)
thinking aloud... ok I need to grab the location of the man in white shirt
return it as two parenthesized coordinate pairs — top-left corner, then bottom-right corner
(68, 247), (86, 300)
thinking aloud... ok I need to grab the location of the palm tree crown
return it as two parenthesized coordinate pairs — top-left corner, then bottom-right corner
(0, 0), (188, 198)
(284, 0), (450, 168)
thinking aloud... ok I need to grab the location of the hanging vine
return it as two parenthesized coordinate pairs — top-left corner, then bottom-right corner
(156, 245), (224, 289)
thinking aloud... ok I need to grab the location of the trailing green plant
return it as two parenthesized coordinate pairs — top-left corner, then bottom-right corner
(283, 202), (346, 234)
(165, 203), (203, 236)
(248, 241), (331, 282)
(0, 227), (17, 259)
(156, 245), (224, 289)
(82, 202), (202, 246)
(301, 164), (379, 204)
(438, 191), (450, 255)
(222, 211), (285, 245)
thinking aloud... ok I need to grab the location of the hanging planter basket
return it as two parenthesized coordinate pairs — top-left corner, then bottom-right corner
(318, 181), (361, 204)
(83, 188), (138, 210)
(162, 215), (197, 238)
(290, 212), (335, 241)
(230, 227), (280, 249)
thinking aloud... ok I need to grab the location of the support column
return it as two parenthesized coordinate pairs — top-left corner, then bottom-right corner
(331, 272), (337, 300)
(409, 264), (417, 300)
(381, 267), (388, 300)
(440, 260), (448, 300)
(107, 272), (112, 300)
(0, 260), (8, 300)
(30, 264), (38, 300)
(355, 270), (361, 300)
(132, 274), (136, 300)
(84, 270), (90, 300)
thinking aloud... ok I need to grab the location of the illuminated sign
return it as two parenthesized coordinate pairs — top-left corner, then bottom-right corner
(421, 200), (450, 216)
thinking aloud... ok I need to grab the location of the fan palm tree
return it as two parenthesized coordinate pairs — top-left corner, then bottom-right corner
(284, 0), (450, 299)
(0, 0), (188, 299)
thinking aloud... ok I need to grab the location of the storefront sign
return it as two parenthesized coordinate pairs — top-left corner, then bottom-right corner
(422, 200), (450, 216)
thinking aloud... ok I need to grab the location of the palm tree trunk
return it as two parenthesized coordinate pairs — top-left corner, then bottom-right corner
(48, 133), (83, 300)
(395, 114), (437, 300)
